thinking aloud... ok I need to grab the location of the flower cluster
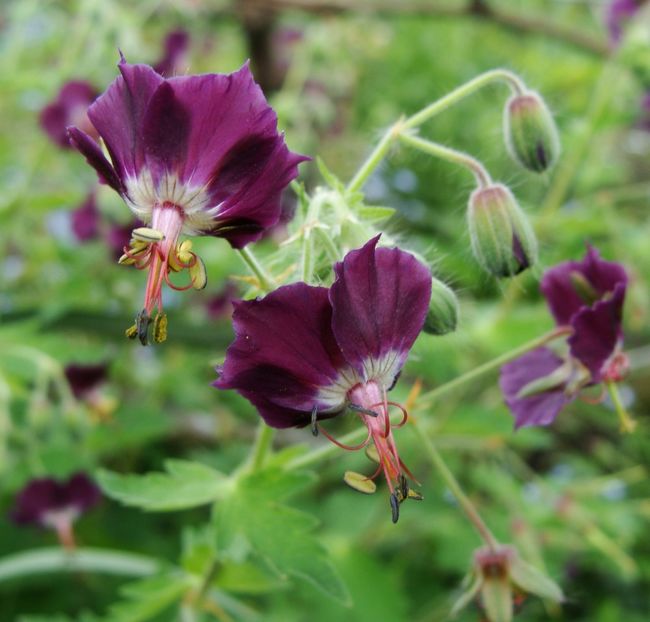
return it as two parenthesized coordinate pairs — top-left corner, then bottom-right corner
(215, 236), (432, 522)
(500, 246), (629, 429)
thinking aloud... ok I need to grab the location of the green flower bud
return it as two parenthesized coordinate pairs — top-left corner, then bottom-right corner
(422, 277), (459, 336)
(468, 184), (537, 278)
(504, 91), (560, 173)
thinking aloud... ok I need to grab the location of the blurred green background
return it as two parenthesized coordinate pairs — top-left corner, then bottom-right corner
(0, 0), (649, 620)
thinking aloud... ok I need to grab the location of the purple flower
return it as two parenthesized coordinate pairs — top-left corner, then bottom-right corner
(500, 246), (628, 428)
(215, 236), (432, 521)
(64, 363), (108, 399)
(605, 0), (641, 44)
(153, 29), (190, 77)
(11, 473), (101, 549)
(39, 80), (98, 149)
(70, 191), (100, 242)
(68, 58), (306, 343)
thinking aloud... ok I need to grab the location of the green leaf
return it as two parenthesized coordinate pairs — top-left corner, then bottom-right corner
(215, 469), (350, 605)
(97, 460), (231, 512)
(101, 573), (190, 622)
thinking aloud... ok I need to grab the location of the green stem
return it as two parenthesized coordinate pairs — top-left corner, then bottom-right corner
(418, 326), (572, 406)
(193, 558), (221, 610)
(403, 68), (526, 130)
(605, 380), (637, 434)
(314, 226), (340, 262)
(249, 422), (276, 471)
(346, 120), (402, 194)
(346, 68), (525, 193)
(411, 422), (498, 549)
(399, 132), (492, 187)
(285, 327), (571, 471)
(236, 247), (276, 293)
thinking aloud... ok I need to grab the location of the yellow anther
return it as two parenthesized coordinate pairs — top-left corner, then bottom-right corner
(125, 324), (138, 339)
(167, 251), (185, 272)
(153, 312), (168, 343)
(118, 254), (135, 266)
(132, 227), (165, 243)
(365, 444), (380, 464)
(343, 471), (377, 495)
(189, 255), (207, 290)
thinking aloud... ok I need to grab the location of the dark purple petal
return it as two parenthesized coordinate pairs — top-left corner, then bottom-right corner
(71, 192), (100, 242)
(214, 283), (347, 426)
(207, 136), (307, 247)
(500, 348), (573, 429)
(329, 236), (432, 380)
(40, 104), (71, 149)
(64, 363), (108, 399)
(568, 283), (625, 381)
(39, 80), (98, 149)
(169, 63), (276, 185)
(67, 127), (124, 194)
(64, 473), (101, 512)
(10, 473), (100, 526)
(142, 81), (190, 183)
(541, 245), (628, 326)
(153, 29), (190, 77)
(11, 479), (61, 525)
(87, 61), (164, 181)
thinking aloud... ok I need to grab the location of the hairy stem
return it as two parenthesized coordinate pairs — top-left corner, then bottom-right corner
(411, 421), (499, 549)
(236, 247), (276, 293)
(249, 423), (276, 471)
(346, 120), (403, 193)
(417, 326), (572, 406)
(403, 67), (525, 130)
(399, 132), (492, 187)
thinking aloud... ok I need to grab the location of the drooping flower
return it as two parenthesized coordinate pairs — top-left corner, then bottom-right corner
(39, 80), (99, 149)
(11, 473), (101, 549)
(215, 236), (432, 522)
(451, 544), (564, 622)
(68, 58), (307, 344)
(70, 191), (100, 242)
(500, 246), (629, 429)
(153, 29), (190, 77)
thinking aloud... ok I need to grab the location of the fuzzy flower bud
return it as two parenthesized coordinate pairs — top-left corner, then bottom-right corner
(504, 91), (560, 173)
(468, 184), (537, 278)
(422, 277), (459, 335)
